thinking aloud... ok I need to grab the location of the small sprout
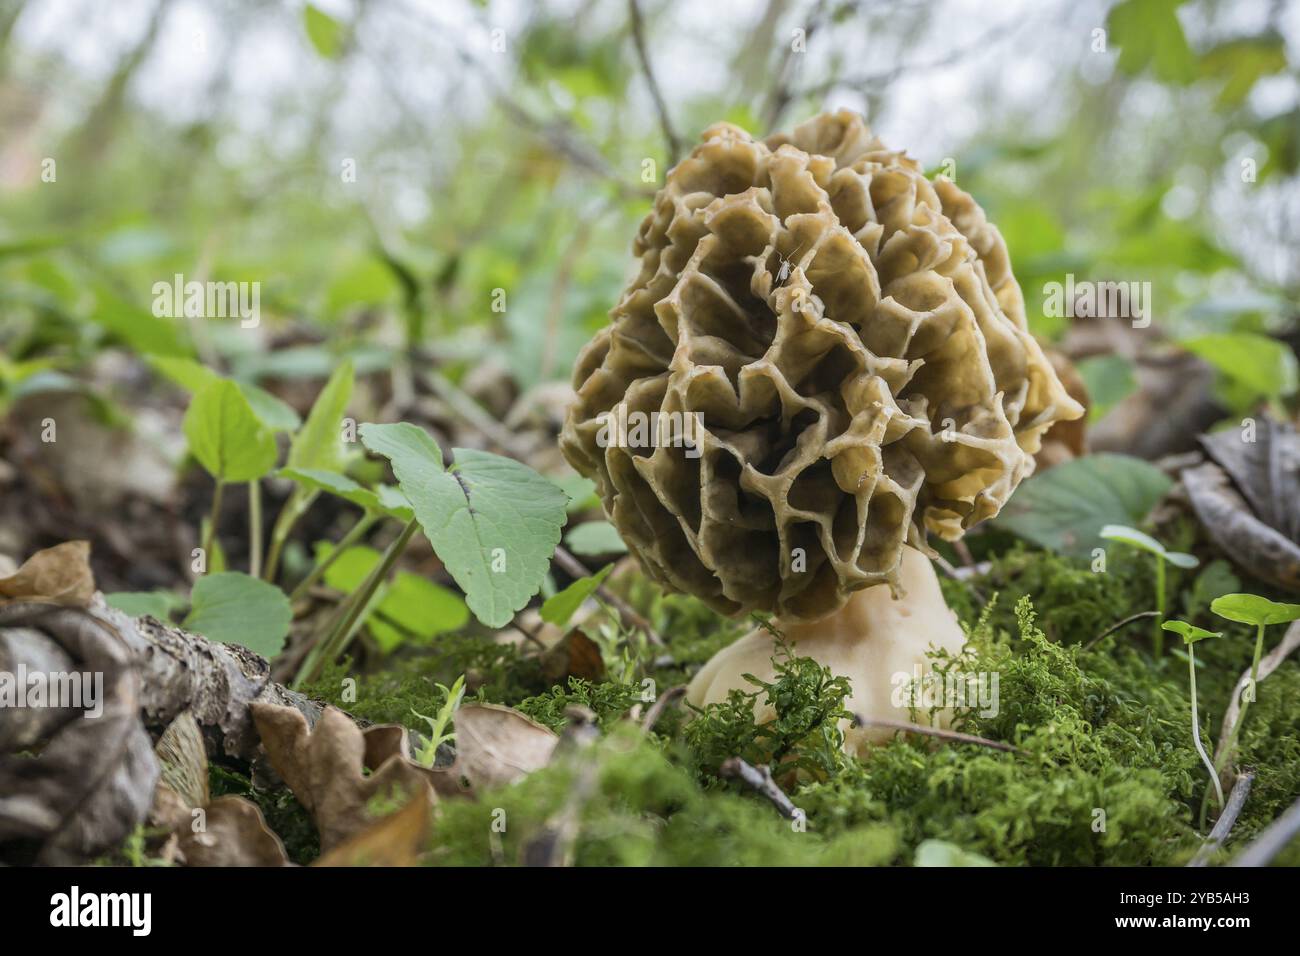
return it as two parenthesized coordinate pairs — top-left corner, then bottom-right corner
(1100, 524), (1198, 657)
(412, 675), (466, 768)
(1161, 619), (1224, 814)
(1208, 594), (1300, 793)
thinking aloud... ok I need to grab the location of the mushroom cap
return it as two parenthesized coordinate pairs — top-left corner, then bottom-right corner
(560, 111), (1084, 621)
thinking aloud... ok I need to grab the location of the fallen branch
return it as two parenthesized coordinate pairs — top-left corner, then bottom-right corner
(719, 757), (799, 820)
(1188, 772), (1254, 868)
(1230, 792), (1300, 867)
(852, 714), (1024, 754)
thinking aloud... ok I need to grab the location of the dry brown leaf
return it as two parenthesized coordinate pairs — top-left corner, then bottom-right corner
(452, 703), (559, 791)
(177, 796), (290, 867)
(313, 786), (434, 867)
(0, 541), (96, 607)
(0, 602), (158, 864)
(1184, 464), (1300, 593)
(147, 712), (289, 866)
(541, 629), (606, 686)
(250, 703), (434, 851)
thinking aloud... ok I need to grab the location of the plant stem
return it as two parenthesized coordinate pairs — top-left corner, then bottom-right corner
(1187, 645), (1223, 814)
(263, 487), (318, 583)
(248, 480), (262, 578)
(287, 511), (378, 603)
(292, 516), (419, 688)
(1153, 557), (1166, 658)
(202, 479), (225, 565)
(1201, 622), (1269, 828)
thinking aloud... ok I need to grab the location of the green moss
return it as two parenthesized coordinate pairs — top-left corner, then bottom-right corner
(299, 547), (1299, 866)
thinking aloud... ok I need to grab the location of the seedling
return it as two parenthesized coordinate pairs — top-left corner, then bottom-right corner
(412, 675), (466, 768)
(1161, 619), (1223, 814)
(1100, 524), (1198, 657)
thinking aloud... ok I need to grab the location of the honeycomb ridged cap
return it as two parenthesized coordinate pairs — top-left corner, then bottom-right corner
(560, 111), (1084, 621)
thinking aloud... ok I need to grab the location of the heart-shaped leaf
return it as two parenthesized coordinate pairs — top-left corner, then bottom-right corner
(184, 571), (292, 658)
(359, 422), (568, 628)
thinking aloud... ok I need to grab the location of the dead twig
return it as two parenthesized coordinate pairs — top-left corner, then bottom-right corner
(627, 0), (681, 164)
(1230, 791), (1300, 867)
(852, 714), (1024, 754)
(553, 547), (665, 647)
(1188, 771), (1254, 867)
(640, 684), (686, 734)
(1213, 619), (1300, 781)
(1084, 611), (1160, 651)
(719, 757), (800, 820)
(761, 0), (831, 132)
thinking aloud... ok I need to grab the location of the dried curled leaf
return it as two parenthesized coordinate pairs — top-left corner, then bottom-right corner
(150, 712), (289, 867)
(0, 541), (96, 608)
(250, 703), (435, 851)
(560, 111), (1083, 620)
(0, 601), (158, 865)
(452, 702), (559, 791)
(178, 796), (290, 867)
(312, 786), (434, 867)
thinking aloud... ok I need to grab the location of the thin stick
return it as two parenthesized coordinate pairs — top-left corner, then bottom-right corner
(1084, 611), (1160, 651)
(640, 684), (686, 734)
(1188, 772), (1253, 867)
(852, 714), (1025, 754)
(1230, 793), (1300, 867)
(627, 0), (681, 164)
(719, 757), (799, 820)
(248, 480), (262, 579)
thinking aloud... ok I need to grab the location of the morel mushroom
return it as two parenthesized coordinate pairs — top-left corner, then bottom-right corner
(560, 111), (1083, 753)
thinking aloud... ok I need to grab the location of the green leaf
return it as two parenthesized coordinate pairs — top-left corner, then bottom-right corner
(1076, 355), (1137, 422)
(359, 422), (569, 628)
(1181, 333), (1298, 403)
(541, 564), (613, 627)
(1161, 619), (1221, 645)
(914, 839), (996, 867)
(184, 572), (292, 658)
(277, 466), (413, 519)
(1200, 35), (1288, 108)
(287, 360), (354, 472)
(565, 520), (628, 557)
(1211, 593), (1300, 627)
(303, 3), (344, 58)
(370, 573), (469, 650)
(318, 543), (468, 650)
(105, 590), (183, 621)
(183, 380), (278, 482)
(1099, 524), (1198, 568)
(91, 292), (189, 357)
(993, 454), (1173, 557)
(1108, 0), (1196, 85)
(149, 356), (300, 432)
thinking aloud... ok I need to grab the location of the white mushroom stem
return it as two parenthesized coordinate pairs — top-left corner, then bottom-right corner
(685, 545), (968, 758)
